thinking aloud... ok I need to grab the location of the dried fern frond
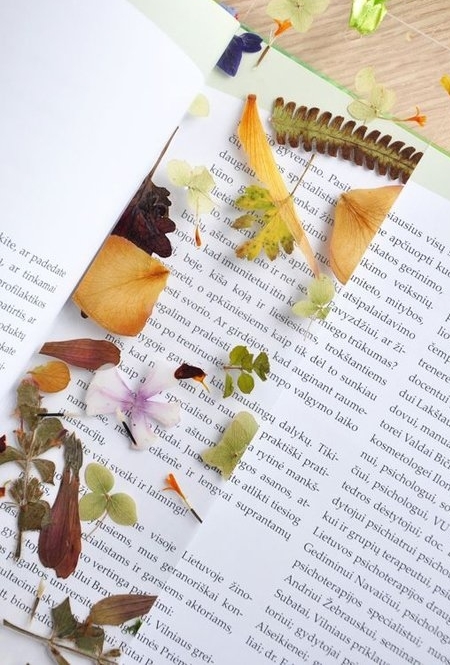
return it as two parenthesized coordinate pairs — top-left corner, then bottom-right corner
(271, 98), (423, 183)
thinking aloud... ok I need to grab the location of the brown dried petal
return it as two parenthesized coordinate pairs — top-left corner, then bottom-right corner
(87, 594), (157, 626)
(40, 338), (121, 370)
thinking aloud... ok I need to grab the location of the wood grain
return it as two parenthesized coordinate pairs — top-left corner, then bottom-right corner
(232, 0), (450, 151)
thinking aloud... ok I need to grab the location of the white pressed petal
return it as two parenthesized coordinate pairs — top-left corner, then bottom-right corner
(139, 362), (177, 399)
(86, 367), (132, 415)
(141, 400), (181, 428)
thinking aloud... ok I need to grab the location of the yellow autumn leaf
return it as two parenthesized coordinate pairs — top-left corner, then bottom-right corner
(29, 360), (71, 393)
(72, 236), (170, 335)
(330, 185), (402, 284)
(237, 94), (318, 276)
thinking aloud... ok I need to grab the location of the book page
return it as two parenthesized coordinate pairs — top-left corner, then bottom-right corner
(1, 14), (449, 665)
(0, 0), (207, 399)
(129, 120), (450, 664)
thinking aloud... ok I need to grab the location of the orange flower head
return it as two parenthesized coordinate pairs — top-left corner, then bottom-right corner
(163, 473), (186, 501)
(401, 107), (427, 127)
(273, 19), (292, 37)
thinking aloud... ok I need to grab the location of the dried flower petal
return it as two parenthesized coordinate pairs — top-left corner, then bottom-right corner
(238, 95), (318, 275)
(40, 338), (120, 370)
(28, 361), (70, 393)
(72, 236), (170, 336)
(87, 594), (157, 626)
(330, 185), (403, 283)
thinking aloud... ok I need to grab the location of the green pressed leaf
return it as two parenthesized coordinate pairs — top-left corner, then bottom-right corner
(308, 274), (335, 306)
(316, 306), (331, 320)
(229, 345), (250, 365)
(16, 379), (42, 431)
(0, 446), (26, 466)
(252, 352), (270, 381)
(223, 373), (234, 398)
(237, 373), (255, 394)
(270, 98), (423, 183)
(201, 411), (259, 479)
(87, 594), (157, 626)
(32, 458), (56, 484)
(33, 418), (65, 456)
(74, 624), (105, 656)
(107, 493), (138, 526)
(84, 463), (114, 494)
(51, 597), (79, 639)
(18, 499), (51, 531)
(79, 492), (108, 521)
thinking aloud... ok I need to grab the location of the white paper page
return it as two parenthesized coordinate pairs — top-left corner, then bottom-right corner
(0, 0), (204, 398)
(0, 78), (417, 663)
(136, 174), (450, 664)
(1, 26), (448, 664)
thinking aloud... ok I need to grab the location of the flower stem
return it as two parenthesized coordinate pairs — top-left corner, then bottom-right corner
(2, 619), (117, 664)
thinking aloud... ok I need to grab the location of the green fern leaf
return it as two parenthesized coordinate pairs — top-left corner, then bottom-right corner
(270, 98), (423, 183)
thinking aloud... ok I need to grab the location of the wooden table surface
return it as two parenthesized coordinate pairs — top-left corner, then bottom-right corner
(232, 0), (450, 153)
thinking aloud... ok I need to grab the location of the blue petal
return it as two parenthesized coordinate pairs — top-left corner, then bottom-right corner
(239, 32), (263, 53)
(216, 36), (243, 77)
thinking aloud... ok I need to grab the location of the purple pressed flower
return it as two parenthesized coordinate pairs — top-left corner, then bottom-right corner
(86, 363), (180, 449)
(216, 32), (263, 77)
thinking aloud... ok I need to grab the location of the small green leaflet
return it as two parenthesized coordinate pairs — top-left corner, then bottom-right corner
(292, 274), (335, 320)
(201, 411), (259, 479)
(223, 345), (270, 398)
(79, 463), (137, 526)
(349, 0), (387, 35)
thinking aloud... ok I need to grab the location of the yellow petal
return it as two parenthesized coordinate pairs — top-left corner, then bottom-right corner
(29, 360), (71, 393)
(238, 95), (318, 275)
(440, 74), (450, 95)
(72, 236), (170, 335)
(330, 185), (402, 284)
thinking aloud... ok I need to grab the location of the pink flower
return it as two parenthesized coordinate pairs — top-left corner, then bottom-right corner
(86, 363), (180, 449)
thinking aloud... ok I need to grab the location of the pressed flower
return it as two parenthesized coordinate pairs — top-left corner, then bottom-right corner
(266, 0), (329, 33)
(254, 18), (293, 68)
(216, 32), (262, 77)
(85, 363), (181, 449)
(395, 107), (427, 127)
(347, 67), (396, 122)
(163, 473), (202, 523)
(348, 68), (427, 127)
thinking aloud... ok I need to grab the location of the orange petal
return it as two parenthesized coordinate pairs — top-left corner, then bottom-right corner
(72, 236), (170, 336)
(28, 361), (71, 393)
(330, 185), (403, 284)
(238, 95), (318, 275)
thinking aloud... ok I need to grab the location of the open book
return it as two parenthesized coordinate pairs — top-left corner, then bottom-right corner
(1, 1), (450, 664)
